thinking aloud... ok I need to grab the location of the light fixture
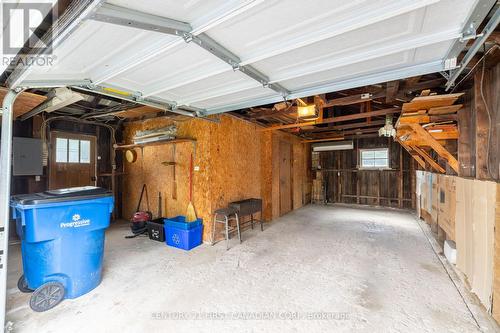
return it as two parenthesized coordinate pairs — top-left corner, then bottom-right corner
(378, 115), (396, 137)
(428, 129), (443, 133)
(296, 98), (319, 120)
(20, 87), (84, 121)
(312, 141), (354, 151)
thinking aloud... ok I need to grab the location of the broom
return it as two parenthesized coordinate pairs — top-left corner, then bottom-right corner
(186, 153), (197, 222)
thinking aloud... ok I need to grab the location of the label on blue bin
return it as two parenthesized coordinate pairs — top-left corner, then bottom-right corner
(60, 214), (91, 228)
(172, 233), (181, 245)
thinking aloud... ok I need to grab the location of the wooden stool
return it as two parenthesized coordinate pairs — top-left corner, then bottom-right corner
(211, 207), (241, 250)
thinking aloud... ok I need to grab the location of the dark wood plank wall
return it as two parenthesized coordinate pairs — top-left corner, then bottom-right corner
(457, 62), (500, 181)
(318, 137), (415, 209)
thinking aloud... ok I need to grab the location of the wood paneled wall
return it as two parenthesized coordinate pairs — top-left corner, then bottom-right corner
(318, 137), (415, 209)
(458, 62), (500, 181)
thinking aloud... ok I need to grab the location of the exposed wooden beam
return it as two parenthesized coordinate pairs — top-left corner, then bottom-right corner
(408, 123), (459, 173)
(303, 136), (344, 143)
(428, 104), (463, 115)
(345, 133), (380, 140)
(398, 114), (458, 125)
(474, 70), (490, 179)
(261, 107), (400, 131)
(398, 127), (459, 141)
(396, 138), (426, 169)
(324, 91), (385, 108)
(307, 127), (380, 139)
(404, 76), (422, 87)
(305, 119), (386, 133)
(314, 95), (326, 121)
(385, 81), (400, 103)
(402, 93), (464, 113)
(411, 145), (446, 173)
(403, 139), (447, 146)
(396, 78), (446, 101)
(249, 105), (297, 119)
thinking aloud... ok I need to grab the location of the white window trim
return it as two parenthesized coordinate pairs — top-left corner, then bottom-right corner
(358, 148), (391, 170)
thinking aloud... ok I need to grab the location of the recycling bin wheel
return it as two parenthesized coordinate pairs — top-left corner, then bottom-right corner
(17, 275), (33, 293)
(29, 282), (65, 312)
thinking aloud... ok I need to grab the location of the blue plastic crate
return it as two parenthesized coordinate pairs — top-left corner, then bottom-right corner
(164, 216), (202, 230)
(165, 224), (203, 251)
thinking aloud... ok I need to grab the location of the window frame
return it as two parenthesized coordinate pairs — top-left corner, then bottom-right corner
(358, 148), (391, 170)
(54, 137), (92, 164)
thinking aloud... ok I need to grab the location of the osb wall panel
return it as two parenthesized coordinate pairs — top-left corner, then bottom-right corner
(209, 115), (263, 223)
(122, 114), (310, 241)
(260, 131), (273, 221)
(271, 131), (310, 219)
(122, 117), (214, 240)
(292, 140), (309, 210)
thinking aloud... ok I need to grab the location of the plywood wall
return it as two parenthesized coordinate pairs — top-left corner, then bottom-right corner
(121, 114), (310, 241)
(121, 117), (214, 240)
(419, 172), (500, 315)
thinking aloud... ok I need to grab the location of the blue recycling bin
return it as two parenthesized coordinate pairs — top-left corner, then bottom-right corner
(10, 186), (114, 312)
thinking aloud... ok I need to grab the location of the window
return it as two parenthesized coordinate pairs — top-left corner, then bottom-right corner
(55, 138), (68, 163)
(55, 138), (91, 164)
(80, 140), (90, 163)
(360, 148), (389, 169)
(68, 139), (79, 163)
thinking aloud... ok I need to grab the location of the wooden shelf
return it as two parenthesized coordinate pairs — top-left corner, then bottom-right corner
(113, 138), (196, 150)
(396, 93), (461, 174)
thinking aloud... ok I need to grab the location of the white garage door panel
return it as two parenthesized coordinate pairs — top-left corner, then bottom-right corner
(9, 0), (489, 114)
(28, 20), (177, 77)
(280, 52), (411, 91)
(106, 0), (242, 26)
(106, 43), (226, 90)
(420, 0), (480, 35)
(414, 41), (455, 63)
(165, 71), (258, 104)
(251, 15), (417, 77)
(192, 86), (281, 110)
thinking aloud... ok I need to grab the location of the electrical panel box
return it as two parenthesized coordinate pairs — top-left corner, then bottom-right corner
(13, 137), (43, 176)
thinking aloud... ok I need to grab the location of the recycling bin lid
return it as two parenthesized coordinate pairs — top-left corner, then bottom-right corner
(11, 186), (112, 205)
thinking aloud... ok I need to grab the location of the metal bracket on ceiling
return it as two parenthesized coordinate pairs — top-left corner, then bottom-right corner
(445, 5), (500, 90)
(88, 3), (290, 99)
(459, 31), (484, 43)
(73, 83), (204, 118)
(444, 0), (496, 61)
(89, 3), (192, 37)
(439, 71), (451, 81)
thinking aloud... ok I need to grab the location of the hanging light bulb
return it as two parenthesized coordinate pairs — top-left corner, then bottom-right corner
(378, 115), (396, 137)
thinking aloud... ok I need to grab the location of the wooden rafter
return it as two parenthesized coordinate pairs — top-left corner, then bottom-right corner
(324, 91), (385, 107)
(260, 107), (400, 132)
(305, 119), (386, 133)
(395, 138), (426, 169)
(402, 93), (463, 113)
(408, 123), (459, 173)
(394, 92), (461, 174)
(411, 145), (446, 173)
(385, 81), (400, 103)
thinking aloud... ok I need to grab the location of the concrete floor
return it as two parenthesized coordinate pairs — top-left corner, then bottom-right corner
(6, 204), (482, 332)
